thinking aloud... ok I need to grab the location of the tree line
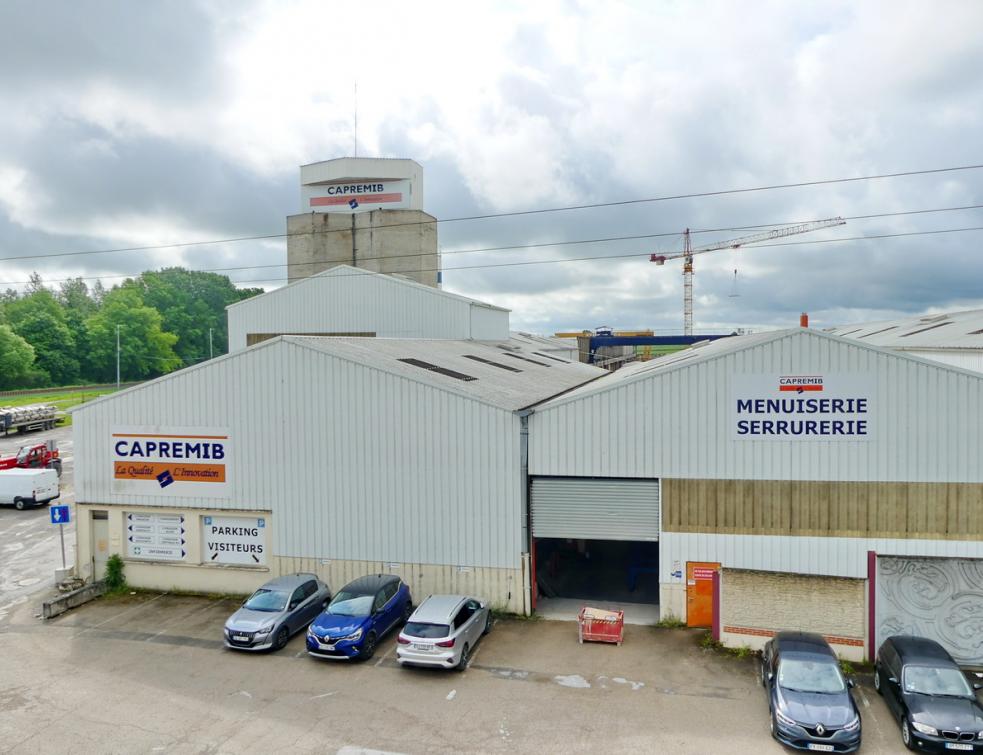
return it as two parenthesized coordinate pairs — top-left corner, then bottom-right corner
(0, 268), (263, 390)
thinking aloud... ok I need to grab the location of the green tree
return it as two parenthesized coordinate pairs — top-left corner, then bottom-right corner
(12, 310), (79, 385)
(85, 287), (181, 381)
(0, 324), (39, 389)
(58, 278), (98, 381)
(126, 268), (262, 365)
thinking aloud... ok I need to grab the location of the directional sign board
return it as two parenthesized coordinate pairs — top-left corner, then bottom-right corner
(49, 505), (70, 525)
(126, 512), (186, 561)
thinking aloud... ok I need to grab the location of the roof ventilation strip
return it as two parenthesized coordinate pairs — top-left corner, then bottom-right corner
(397, 358), (478, 381)
(532, 351), (570, 363)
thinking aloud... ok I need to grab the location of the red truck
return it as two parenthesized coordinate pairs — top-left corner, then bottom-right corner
(0, 441), (62, 477)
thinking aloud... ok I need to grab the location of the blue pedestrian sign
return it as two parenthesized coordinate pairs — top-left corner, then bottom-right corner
(50, 505), (70, 525)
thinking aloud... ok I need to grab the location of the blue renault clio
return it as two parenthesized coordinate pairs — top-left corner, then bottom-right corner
(307, 574), (412, 661)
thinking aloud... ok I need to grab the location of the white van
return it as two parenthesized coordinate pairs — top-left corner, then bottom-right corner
(0, 468), (60, 510)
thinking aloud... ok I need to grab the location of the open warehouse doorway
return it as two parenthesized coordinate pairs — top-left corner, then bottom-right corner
(530, 477), (660, 622)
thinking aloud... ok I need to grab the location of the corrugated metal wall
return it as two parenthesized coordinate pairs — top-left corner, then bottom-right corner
(530, 477), (659, 540)
(661, 532), (983, 581)
(227, 269), (510, 350)
(530, 330), (983, 483)
(903, 349), (983, 375)
(74, 339), (523, 569)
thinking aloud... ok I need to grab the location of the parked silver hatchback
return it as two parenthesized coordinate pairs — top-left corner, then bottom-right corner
(396, 594), (491, 671)
(224, 573), (331, 652)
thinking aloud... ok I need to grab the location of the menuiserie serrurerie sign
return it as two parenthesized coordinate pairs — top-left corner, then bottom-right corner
(730, 374), (873, 441)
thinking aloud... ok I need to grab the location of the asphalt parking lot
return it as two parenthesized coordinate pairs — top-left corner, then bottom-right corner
(0, 425), (75, 620)
(0, 591), (930, 755)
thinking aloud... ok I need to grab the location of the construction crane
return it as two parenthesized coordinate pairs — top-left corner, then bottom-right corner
(650, 217), (846, 335)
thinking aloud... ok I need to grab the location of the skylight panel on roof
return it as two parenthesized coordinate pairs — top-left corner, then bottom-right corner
(899, 322), (951, 337)
(462, 354), (522, 372)
(857, 326), (899, 339)
(532, 351), (570, 363)
(397, 358), (478, 382)
(501, 353), (551, 367)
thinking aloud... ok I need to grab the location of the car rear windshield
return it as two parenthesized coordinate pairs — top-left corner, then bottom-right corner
(778, 658), (846, 693)
(903, 665), (973, 697)
(243, 589), (288, 612)
(404, 622), (450, 639)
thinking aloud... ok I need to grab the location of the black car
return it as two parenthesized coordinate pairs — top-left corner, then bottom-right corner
(761, 631), (862, 752)
(875, 635), (983, 752)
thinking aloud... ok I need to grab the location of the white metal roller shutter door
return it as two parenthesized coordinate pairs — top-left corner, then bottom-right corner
(876, 556), (983, 665)
(530, 477), (659, 541)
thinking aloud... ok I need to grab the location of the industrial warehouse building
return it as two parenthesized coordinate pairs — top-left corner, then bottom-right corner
(73, 334), (602, 612)
(826, 307), (983, 373)
(227, 264), (510, 350)
(528, 329), (983, 663)
(71, 264), (983, 664)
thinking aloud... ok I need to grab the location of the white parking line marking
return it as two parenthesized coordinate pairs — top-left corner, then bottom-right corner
(446, 689), (457, 701)
(144, 597), (224, 641)
(311, 691), (337, 700)
(71, 592), (167, 637)
(374, 646), (393, 667)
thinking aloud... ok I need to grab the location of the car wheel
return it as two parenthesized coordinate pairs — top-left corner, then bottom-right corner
(760, 661), (767, 687)
(483, 613), (492, 636)
(873, 666), (882, 695)
(456, 643), (470, 672)
(901, 719), (916, 751)
(402, 602), (413, 623)
(273, 626), (289, 651)
(14, 498), (25, 511)
(361, 632), (377, 660)
(768, 710), (776, 739)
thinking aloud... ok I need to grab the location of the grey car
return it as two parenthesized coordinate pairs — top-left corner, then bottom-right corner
(224, 573), (331, 652)
(396, 594), (491, 671)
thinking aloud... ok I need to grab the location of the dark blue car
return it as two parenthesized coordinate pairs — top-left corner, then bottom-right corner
(307, 574), (412, 661)
(761, 631), (862, 752)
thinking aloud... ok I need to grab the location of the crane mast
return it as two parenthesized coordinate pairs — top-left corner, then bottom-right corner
(651, 217), (846, 335)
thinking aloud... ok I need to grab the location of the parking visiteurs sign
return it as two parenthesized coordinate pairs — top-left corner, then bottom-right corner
(202, 516), (266, 566)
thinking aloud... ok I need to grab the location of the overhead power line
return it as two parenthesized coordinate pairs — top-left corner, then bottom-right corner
(12, 224), (973, 291)
(0, 163), (981, 264)
(1, 202), (982, 290)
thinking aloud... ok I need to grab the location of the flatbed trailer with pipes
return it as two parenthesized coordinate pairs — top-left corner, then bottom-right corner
(0, 404), (60, 436)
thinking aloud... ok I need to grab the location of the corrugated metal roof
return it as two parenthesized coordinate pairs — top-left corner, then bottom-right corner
(824, 308), (983, 350)
(508, 331), (579, 357)
(73, 335), (605, 416)
(226, 264), (510, 313)
(289, 336), (604, 410)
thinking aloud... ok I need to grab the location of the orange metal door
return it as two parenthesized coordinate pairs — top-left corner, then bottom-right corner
(686, 561), (720, 628)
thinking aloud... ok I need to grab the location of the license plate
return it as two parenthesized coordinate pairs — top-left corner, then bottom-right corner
(233, 635), (249, 642)
(807, 746), (834, 753)
(945, 745), (972, 751)
(321, 643), (335, 651)
(413, 643), (434, 651)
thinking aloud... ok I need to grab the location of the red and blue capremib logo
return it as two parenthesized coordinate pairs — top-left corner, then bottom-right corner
(778, 375), (824, 394)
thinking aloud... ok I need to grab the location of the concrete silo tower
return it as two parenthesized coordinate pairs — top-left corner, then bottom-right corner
(287, 157), (440, 287)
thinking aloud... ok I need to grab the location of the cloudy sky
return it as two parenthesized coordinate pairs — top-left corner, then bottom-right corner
(1, 0), (981, 334)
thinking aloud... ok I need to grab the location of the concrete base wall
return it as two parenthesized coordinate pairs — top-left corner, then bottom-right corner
(287, 210), (439, 287)
(720, 568), (866, 662)
(276, 556), (527, 615)
(75, 503), (527, 612)
(659, 582), (686, 623)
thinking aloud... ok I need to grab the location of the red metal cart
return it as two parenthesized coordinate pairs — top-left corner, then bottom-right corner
(577, 606), (625, 646)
